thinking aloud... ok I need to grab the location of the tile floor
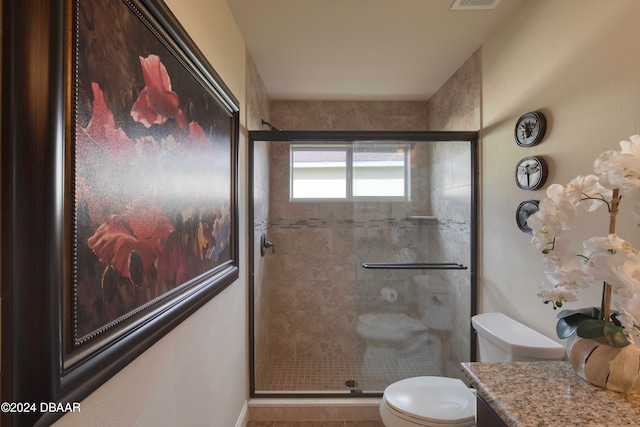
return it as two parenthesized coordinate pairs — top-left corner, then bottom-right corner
(258, 357), (439, 392)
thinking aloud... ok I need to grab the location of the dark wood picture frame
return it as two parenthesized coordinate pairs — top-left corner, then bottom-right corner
(2, 1), (240, 425)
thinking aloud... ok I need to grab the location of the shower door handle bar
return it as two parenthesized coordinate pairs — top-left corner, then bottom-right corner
(361, 262), (467, 270)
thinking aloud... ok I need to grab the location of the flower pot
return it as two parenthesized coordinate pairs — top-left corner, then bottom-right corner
(569, 336), (640, 394)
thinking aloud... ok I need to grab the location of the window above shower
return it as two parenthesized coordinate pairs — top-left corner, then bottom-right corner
(289, 143), (411, 201)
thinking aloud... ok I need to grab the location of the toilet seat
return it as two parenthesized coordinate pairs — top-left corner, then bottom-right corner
(381, 377), (476, 427)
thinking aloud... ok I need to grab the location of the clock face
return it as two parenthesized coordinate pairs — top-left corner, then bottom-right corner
(515, 156), (547, 190)
(515, 111), (546, 147)
(516, 200), (540, 234)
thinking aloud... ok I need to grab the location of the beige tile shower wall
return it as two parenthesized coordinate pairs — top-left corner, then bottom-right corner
(425, 50), (480, 375)
(247, 54), (271, 131)
(270, 101), (429, 131)
(267, 140), (356, 358)
(266, 101), (429, 360)
(268, 225), (357, 358)
(426, 141), (472, 377)
(247, 53), (272, 387)
(426, 49), (481, 132)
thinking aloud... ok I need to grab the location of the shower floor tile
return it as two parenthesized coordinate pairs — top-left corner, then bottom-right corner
(258, 357), (440, 392)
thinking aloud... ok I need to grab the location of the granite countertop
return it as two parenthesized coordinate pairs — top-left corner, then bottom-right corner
(461, 361), (640, 427)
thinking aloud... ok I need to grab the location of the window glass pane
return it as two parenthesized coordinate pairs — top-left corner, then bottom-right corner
(353, 148), (407, 197)
(291, 149), (347, 198)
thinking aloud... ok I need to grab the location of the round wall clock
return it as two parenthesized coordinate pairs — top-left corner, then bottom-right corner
(515, 111), (546, 147)
(516, 200), (540, 234)
(515, 156), (547, 190)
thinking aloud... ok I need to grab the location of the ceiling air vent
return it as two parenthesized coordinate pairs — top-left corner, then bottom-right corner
(450, 0), (502, 10)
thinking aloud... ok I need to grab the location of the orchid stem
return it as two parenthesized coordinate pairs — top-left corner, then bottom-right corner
(602, 282), (611, 321)
(603, 189), (620, 322)
(609, 189), (620, 234)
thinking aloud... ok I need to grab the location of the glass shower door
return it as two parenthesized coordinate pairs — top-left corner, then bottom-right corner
(351, 139), (473, 393)
(249, 131), (476, 397)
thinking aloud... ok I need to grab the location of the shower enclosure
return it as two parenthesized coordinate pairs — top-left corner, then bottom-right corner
(249, 131), (477, 397)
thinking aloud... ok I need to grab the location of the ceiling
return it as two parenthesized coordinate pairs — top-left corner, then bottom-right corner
(226, 0), (526, 101)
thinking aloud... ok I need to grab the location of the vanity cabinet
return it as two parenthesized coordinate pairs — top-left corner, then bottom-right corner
(476, 394), (507, 427)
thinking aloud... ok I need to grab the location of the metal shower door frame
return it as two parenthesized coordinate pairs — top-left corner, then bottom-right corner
(248, 130), (478, 398)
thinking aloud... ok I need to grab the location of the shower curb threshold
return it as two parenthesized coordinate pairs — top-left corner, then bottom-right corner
(247, 397), (383, 422)
(248, 397), (381, 407)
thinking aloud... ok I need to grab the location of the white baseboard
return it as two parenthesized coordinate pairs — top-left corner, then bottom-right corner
(235, 400), (248, 427)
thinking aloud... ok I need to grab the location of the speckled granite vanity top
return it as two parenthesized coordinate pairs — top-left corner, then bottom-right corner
(461, 361), (640, 426)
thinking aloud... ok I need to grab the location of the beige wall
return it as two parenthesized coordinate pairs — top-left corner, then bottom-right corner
(481, 0), (640, 342)
(53, 0), (249, 426)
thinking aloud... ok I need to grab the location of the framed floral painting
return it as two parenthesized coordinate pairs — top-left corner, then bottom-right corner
(2, 0), (239, 425)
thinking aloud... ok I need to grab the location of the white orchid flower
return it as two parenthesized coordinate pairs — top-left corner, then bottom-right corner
(614, 259), (640, 298)
(618, 294), (640, 347)
(583, 235), (640, 298)
(595, 137), (640, 199)
(584, 234), (638, 258)
(532, 135), (640, 349)
(545, 183), (568, 201)
(540, 236), (573, 267)
(527, 214), (555, 251)
(531, 195), (576, 233)
(529, 191), (580, 253)
(572, 175), (613, 211)
(537, 282), (578, 309)
(546, 267), (595, 291)
(619, 134), (640, 154)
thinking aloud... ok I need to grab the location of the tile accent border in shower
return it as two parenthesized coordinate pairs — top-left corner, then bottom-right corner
(261, 217), (470, 234)
(255, 219), (269, 234)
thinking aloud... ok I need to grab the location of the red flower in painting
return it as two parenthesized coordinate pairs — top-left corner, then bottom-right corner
(78, 82), (136, 165)
(130, 54), (181, 127)
(76, 82), (137, 228)
(75, 50), (231, 331)
(87, 205), (175, 282)
(187, 120), (212, 151)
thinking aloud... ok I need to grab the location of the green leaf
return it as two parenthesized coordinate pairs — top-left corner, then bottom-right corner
(556, 307), (600, 320)
(555, 308), (630, 345)
(603, 323), (631, 348)
(611, 312), (623, 328)
(556, 311), (598, 339)
(576, 319), (608, 338)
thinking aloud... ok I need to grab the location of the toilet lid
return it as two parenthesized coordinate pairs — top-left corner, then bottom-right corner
(383, 377), (476, 425)
(358, 313), (425, 332)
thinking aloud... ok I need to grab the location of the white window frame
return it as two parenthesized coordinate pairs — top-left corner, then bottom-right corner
(289, 143), (411, 202)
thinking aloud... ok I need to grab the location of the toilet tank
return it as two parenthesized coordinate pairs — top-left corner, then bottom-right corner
(415, 275), (452, 331)
(471, 313), (565, 362)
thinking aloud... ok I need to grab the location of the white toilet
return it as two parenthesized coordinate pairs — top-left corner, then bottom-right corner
(379, 312), (566, 427)
(357, 284), (451, 365)
(357, 312), (429, 380)
(357, 312), (428, 358)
